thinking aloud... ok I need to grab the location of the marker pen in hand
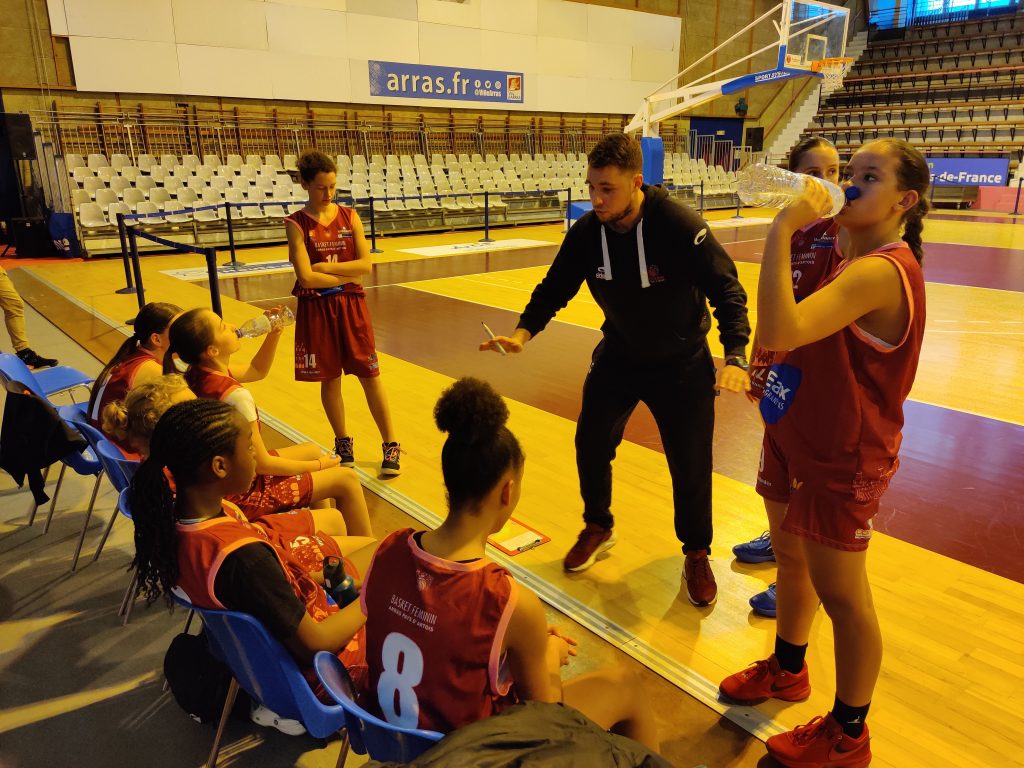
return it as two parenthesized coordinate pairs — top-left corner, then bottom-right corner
(481, 322), (507, 356)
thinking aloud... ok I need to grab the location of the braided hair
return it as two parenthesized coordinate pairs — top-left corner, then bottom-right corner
(163, 307), (216, 374)
(433, 377), (524, 513)
(87, 302), (181, 416)
(129, 398), (242, 606)
(869, 138), (931, 265)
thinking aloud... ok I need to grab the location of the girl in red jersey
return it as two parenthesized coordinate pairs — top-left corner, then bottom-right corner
(360, 377), (659, 752)
(129, 398), (376, 724)
(166, 307), (372, 537)
(735, 137), (844, 615)
(720, 139), (930, 768)
(87, 302), (182, 455)
(285, 150), (401, 476)
(101, 373), (196, 456)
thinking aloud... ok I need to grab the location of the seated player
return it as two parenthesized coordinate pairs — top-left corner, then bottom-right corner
(360, 377), (659, 753)
(87, 302), (182, 455)
(166, 307), (371, 536)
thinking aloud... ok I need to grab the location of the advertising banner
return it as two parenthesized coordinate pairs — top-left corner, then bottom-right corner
(926, 157), (1010, 187)
(369, 61), (523, 104)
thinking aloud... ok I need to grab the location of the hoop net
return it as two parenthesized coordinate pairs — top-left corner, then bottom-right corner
(811, 56), (854, 90)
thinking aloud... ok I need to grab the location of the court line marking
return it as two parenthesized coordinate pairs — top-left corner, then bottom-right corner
(259, 405), (785, 744)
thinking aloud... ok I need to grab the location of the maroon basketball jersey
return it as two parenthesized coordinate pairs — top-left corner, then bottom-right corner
(285, 206), (365, 297)
(750, 218), (841, 399)
(760, 243), (926, 500)
(360, 529), (519, 733)
(89, 348), (158, 429)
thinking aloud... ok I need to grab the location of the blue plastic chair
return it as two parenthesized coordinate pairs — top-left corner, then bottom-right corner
(0, 352), (93, 403)
(68, 421), (138, 573)
(171, 595), (349, 768)
(314, 651), (443, 765)
(35, 404), (102, 533)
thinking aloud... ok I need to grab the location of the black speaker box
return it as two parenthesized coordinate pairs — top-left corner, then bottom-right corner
(11, 217), (54, 257)
(2, 114), (36, 160)
(745, 126), (764, 153)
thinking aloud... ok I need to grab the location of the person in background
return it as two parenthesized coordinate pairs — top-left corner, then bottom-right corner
(0, 265), (58, 370)
(101, 373), (196, 457)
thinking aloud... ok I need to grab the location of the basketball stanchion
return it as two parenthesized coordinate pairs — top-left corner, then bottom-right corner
(223, 201), (244, 269)
(479, 190), (495, 243)
(367, 196), (382, 253)
(115, 212), (136, 295)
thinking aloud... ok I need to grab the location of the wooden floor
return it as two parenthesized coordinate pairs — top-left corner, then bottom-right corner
(12, 210), (1024, 767)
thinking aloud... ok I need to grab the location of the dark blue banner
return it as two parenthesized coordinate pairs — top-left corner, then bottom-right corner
(369, 61), (524, 104)
(926, 157), (1010, 187)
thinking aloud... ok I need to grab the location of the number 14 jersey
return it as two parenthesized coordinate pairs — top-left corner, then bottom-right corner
(360, 528), (519, 733)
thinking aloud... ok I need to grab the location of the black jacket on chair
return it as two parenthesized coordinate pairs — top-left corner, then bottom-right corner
(0, 378), (87, 504)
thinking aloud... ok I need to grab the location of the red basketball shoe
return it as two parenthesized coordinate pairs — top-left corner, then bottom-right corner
(766, 713), (871, 768)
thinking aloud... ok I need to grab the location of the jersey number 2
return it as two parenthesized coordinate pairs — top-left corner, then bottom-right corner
(377, 632), (424, 729)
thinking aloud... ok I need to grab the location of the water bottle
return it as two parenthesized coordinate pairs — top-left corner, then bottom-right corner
(737, 164), (847, 218)
(322, 555), (359, 608)
(235, 306), (296, 338)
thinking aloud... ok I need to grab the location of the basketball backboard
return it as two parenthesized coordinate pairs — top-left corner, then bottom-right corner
(625, 0), (849, 136)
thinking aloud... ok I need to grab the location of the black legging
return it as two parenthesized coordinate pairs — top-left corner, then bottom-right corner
(574, 339), (716, 552)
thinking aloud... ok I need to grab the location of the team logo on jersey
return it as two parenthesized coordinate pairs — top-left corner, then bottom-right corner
(415, 569), (434, 592)
(694, 227), (708, 245)
(812, 236), (836, 248)
(596, 265), (610, 280)
(759, 364), (802, 424)
(647, 264), (666, 283)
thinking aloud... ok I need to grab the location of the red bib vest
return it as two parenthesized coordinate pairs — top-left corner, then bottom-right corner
(90, 348), (159, 451)
(285, 206), (364, 297)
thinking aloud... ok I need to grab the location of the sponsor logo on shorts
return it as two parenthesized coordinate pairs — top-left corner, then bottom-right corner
(596, 265), (609, 280)
(694, 227), (708, 245)
(854, 520), (874, 540)
(647, 264), (666, 284)
(791, 477), (804, 491)
(367, 352), (379, 372)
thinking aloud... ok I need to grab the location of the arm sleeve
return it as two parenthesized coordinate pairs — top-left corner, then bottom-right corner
(515, 223), (589, 338)
(223, 387), (258, 423)
(214, 544), (307, 639)
(680, 206), (751, 356)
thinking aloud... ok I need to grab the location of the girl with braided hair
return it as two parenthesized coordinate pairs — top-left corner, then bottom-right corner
(720, 138), (929, 768)
(359, 377), (660, 753)
(166, 307), (371, 536)
(87, 301), (182, 455)
(129, 398), (376, 702)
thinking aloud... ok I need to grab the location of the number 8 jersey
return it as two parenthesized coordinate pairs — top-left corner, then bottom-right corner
(360, 528), (519, 733)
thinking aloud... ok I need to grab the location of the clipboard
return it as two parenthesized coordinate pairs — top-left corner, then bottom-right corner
(488, 517), (550, 556)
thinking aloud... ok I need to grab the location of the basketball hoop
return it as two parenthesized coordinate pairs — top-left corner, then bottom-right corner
(811, 56), (854, 90)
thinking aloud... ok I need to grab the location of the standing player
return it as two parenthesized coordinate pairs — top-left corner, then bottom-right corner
(734, 138), (844, 618)
(719, 139), (929, 768)
(285, 149), (400, 476)
(480, 133), (751, 607)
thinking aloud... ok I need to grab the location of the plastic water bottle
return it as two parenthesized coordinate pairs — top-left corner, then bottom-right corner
(737, 164), (847, 218)
(235, 306), (296, 338)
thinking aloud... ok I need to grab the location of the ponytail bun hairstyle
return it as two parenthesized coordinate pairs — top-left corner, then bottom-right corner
(433, 377), (524, 512)
(87, 302), (181, 416)
(163, 307), (216, 374)
(101, 374), (192, 454)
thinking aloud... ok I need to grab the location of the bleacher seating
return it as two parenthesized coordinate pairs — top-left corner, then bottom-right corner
(64, 146), (737, 254)
(796, 7), (1022, 206)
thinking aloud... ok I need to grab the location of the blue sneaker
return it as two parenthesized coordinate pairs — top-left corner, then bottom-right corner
(750, 583), (777, 617)
(732, 531), (775, 563)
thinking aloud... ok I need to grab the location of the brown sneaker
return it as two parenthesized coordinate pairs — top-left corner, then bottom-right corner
(683, 549), (717, 606)
(563, 523), (616, 572)
(719, 654), (811, 705)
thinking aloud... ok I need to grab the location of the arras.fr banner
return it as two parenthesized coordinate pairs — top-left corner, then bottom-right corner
(369, 61), (524, 104)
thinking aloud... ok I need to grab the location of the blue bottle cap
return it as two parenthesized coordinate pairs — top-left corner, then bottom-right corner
(845, 186), (862, 201)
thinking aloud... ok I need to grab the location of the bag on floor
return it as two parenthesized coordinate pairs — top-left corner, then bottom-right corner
(163, 630), (248, 725)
